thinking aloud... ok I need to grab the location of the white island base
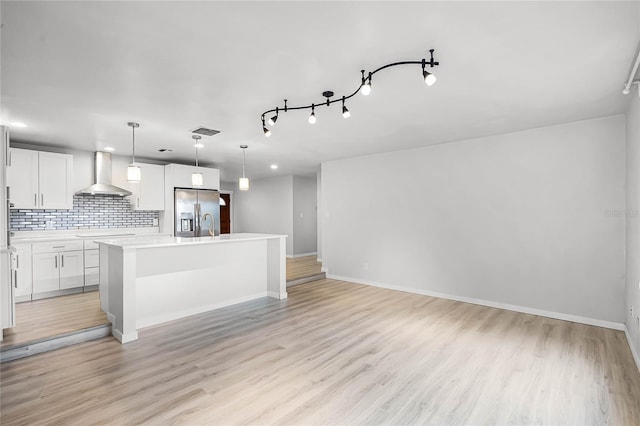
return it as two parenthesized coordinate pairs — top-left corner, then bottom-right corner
(98, 233), (287, 343)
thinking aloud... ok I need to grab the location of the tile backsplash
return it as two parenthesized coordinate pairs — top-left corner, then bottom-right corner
(10, 194), (159, 231)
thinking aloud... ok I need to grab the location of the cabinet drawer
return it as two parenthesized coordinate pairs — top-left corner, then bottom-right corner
(84, 249), (99, 268)
(84, 267), (99, 286)
(33, 240), (84, 253)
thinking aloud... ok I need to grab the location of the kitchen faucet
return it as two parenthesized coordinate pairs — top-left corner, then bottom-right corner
(202, 213), (214, 236)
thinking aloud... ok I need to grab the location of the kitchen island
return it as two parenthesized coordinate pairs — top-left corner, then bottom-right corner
(97, 233), (287, 343)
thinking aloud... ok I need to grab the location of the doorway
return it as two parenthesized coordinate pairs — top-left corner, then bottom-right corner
(220, 191), (232, 234)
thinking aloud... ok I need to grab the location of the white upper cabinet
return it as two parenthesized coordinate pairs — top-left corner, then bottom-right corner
(8, 148), (73, 209)
(7, 149), (38, 208)
(165, 163), (219, 190)
(129, 163), (165, 210)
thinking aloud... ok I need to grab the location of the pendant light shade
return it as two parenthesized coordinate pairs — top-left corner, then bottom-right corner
(127, 122), (141, 183)
(239, 145), (249, 191)
(192, 135), (203, 187)
(127, 165), (141, 182)
(239, 177), (249, 191)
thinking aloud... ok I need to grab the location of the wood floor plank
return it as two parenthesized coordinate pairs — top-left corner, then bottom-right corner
(286, 255), (321, 281)
(1, 279), (639, 425)
(0, 291), (109, 348)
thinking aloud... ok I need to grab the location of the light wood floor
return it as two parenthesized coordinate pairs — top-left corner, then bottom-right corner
(0, 291), (109, 348)
(2, 279), (639, 425)
(0, 258), (319, 349)
(286, 255), (322, 281)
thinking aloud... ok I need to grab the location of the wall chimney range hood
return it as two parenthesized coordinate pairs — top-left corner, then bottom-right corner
(75, 152), (132, 197)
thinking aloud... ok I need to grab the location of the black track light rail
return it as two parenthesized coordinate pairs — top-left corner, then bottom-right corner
(260, 49), (440, 130)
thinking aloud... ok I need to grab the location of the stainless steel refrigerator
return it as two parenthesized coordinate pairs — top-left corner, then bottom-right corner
(1, 126), (15, 335)
(174, 188), (221, 237)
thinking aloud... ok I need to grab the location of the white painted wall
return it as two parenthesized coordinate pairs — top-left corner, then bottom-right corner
(317, 170), (322, 261)
(234, 175), (294, 255)
(322, 116), (626, 324)
(292, 175), (317, 255)
(626, 91), (640, 357)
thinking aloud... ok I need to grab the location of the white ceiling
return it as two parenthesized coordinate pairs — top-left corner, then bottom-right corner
(1, 1), (638, 182)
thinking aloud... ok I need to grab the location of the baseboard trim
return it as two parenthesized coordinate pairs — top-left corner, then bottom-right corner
(321, 266), (328, 273)
(624, 326), (640, 373)
(326, 273), (625, 331)
(286, 252), (318, 259)
(267, 290), (288, 300)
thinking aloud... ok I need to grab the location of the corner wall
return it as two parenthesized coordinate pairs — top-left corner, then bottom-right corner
(234, 175), (294, 255)
(626, 90), (640, 357)
(321, 115), (626, 324)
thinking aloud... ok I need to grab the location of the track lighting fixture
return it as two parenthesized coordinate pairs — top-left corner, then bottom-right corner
(360, 70), (372, 96)
(127, 122), (141, 183)
(341, 96), (350, 118)
(309, 104), (317, 124)
(239, 145), (249, 191)
(262, 117), (271, 138)
(268, 107), (279, 126)
(259, 49), (439, 136)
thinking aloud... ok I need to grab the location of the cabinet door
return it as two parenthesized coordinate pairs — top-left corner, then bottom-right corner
(33, 252), (60, 293)
(13, 245), (33, 297)
(59, 250), (84, 289)
(7, 148), (39, 209)
(39, 152), (73, 209)
(131, 163), (165, 210)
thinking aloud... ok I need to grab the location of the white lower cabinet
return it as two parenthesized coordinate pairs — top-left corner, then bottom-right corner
(32, 240), (85, 295)
(12, 243), (33, 299)
(59, 250), (84, 289)
(32, 252), (60, 293)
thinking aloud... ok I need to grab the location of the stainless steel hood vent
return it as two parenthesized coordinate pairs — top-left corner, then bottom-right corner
(75, 152), (132, 197)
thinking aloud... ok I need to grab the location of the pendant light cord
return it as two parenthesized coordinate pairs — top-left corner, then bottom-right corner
(131, 125), (136, 164)
(242, 148), (246, 178)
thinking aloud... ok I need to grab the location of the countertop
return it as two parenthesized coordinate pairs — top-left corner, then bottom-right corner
(97, 233), (286, 250)
(12, 227), (162, 243)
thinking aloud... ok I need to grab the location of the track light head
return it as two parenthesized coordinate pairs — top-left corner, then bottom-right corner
(263, 126), (271, 137)
(424, 71), (437, 86)
(309, 104), (316, 124)
(341, 96), (350, 118)
(268, 107), (279, 126)
(360, 70), (371, 96)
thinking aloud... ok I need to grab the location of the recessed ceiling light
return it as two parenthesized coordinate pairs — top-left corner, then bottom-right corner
(10, 122), (27, 128)
(270, 164), (278, 170)
(103, 146), (115, 152)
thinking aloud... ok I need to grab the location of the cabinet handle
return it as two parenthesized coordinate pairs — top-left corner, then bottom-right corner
(14, 270), (17, 288)
(16, 254), (19, 269)
(55, 256), (57, 268)
(137, 197), (140, 208)
(53, 246), (65, 248)
(34, 193), (37, 206)
(61, 254), (64, 268)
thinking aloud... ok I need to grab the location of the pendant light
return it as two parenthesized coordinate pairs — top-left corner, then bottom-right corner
(191, 135), (203, 187)
(127, 122), (141, 182)
(239, 145), (249, 191)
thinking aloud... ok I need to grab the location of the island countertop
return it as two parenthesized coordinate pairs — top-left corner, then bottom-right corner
(96, 233), (286, 250)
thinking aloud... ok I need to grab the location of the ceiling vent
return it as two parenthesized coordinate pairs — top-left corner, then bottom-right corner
(190, 126), (221, 137)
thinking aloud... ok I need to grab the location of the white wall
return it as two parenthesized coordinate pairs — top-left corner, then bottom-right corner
(293, 175), (317, 255)
(317, 170), (322, 261)
(626, 91), (640, 356)
(234, 175), (294, 255)
(322, 115), (626, 324)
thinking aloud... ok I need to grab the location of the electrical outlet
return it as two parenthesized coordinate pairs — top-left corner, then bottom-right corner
(631, 305), (635, 318)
